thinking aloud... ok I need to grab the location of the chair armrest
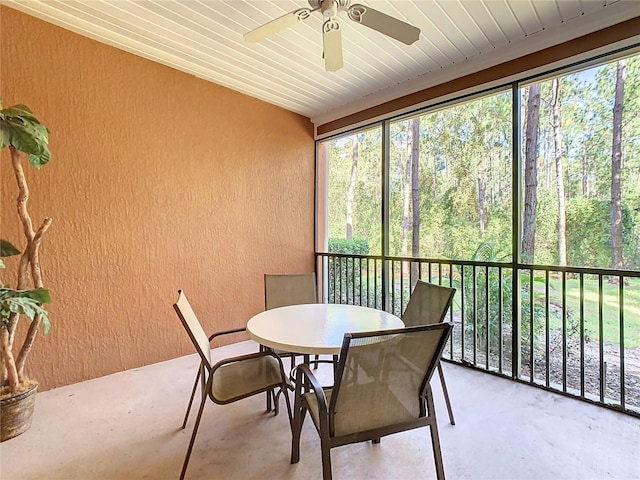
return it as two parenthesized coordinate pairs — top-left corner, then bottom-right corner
(211, 350), (277, 371)
(209, 327), (247, 341)
(295, 363), (329, 416)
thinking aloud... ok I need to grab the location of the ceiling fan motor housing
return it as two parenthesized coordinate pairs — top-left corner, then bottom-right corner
(309, 0), (352, 17)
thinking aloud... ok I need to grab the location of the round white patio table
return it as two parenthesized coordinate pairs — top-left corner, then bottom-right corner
(246, 303), (404, 356)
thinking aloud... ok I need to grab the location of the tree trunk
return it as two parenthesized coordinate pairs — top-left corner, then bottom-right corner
(410, 117), (420, 283)
(401, 124), (412, 258)
(345, 135), (358, 241)
(581, 139), (589, 197)
(522, 83), (541, 263)
(477, 174), (486, 238)
(551, 78), (567, 266)
(610, 60), (626, 270)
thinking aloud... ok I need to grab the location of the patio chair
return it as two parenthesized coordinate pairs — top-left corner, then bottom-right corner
(403, 280), (457, 425)
(173, 290), (292, 480)
(264, 273), (318, 311)
(264, 273), (319, 408)
(291, 322), (453, 480)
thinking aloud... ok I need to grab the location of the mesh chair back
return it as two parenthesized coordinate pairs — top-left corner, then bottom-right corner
(174, 290), (211, 366)
(264, 273), (317, 310)
(402, 281), (455, 327)
(330, 323), (451, 437)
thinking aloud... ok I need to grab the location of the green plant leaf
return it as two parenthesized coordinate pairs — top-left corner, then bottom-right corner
(2, 104), (39, 122)
(5, 119), (50, 167)
(0, 124), (9, 150)
(17, 287), (51, 304)
(0, 287), (51, 333)
(0, 239), (21, 258)
(0, 104), (51, 167)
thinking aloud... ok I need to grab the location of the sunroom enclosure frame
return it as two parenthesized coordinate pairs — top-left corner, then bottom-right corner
(315, 45), (640, 418)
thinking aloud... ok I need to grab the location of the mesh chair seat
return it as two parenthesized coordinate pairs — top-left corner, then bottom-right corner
(304, 383), (416, 437)
(303, 388), (332, 427)
(212, 355), (283, 403)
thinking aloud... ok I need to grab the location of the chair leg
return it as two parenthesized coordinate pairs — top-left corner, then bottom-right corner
(425, 386), (446, 480)
(438, 363), (455, 426)
(372, 438), (381, 444)
(266, 390), (273, 412)
(182, 369), (201, 429)
(261, 345), (274, 413)
(272, 389), (279, 416)
(180, 390), (208, 480)
(290, 398), (307, 464)
(269, 353), (296, 413)
(291, 376), (307, 464)
(320, 436), (333, 480)
(281, 383), (293, 430)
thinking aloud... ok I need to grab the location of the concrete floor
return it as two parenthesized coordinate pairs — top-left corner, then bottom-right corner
(1, 340), (639, 480)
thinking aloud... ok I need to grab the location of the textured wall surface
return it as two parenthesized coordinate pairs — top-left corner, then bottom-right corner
(0, 6), (315, 390)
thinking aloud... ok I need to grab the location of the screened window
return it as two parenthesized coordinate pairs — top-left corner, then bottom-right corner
(388, 91), (513, 262)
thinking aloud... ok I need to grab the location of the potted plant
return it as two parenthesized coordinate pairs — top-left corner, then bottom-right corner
(0, 100), (52, 441)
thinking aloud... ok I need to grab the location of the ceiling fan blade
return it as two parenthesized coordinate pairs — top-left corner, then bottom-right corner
(347, 4), (420, 45)
(244, 8), (314, 43)
(322, 18), (343, 72)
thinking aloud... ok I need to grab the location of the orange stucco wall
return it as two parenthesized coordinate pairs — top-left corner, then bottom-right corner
(0, 7), (315, 391)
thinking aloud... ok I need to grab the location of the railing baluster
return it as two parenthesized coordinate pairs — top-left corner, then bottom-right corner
(620, 275), (625, 408)
(337, 257), (342, 303)
(375, 258), (379, 308)
(358, 257), (363, 305)
(461, 266), (466, 363)
(400, 260), (405, 316)
(599, 275), (605, 403)
(562, 271), (567, 392)
(391, 260), (396, 314)
(473, 266), (477, 366)
(485, 266), (490, 370)
(580, 273), (585, 397)
(448, 263), (454, 360)
(331, 256), (336, 303)
(529, 268), (534, 383)
(498, 267), (503, 374)
(545, 270), (550, 387)
(351, 256), (355, 305)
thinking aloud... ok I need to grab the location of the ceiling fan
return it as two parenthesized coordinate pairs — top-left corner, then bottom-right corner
(243, 0), (421, 72)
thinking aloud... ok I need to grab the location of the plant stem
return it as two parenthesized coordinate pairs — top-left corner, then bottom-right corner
(1, 327), (19, 392)
(16, 219), (51, 381)
(7, 146), (52, 387)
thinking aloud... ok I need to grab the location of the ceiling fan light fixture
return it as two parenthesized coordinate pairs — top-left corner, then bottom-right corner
(320, 0), (339, 18)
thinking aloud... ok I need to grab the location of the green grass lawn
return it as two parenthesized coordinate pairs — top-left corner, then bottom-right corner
(546, 277), (640, 348)
(332, 269), (640, 348)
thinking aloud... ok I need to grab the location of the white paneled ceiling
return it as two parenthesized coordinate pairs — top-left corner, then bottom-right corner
(4, 0), (640, 125)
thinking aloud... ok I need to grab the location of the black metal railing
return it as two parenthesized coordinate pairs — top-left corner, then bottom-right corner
(316, 252), (640, 417)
